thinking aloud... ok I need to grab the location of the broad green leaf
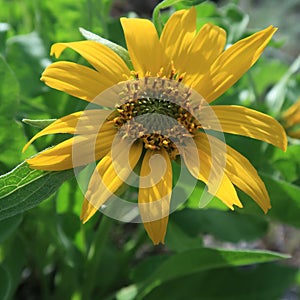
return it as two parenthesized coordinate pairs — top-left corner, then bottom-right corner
(22, 118), (56, 129)
(79, 27), (133, 70)
(136, 248), (289, 299)
(171, 208), (268, 242)
(237, 173), (300, 228)
(0, 161), (74, 221)
(0, 265), (10, 300)
(165, 221), (203, 252)
(145, 263), (297, 300)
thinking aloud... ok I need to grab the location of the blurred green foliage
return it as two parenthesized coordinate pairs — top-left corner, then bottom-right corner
(0, 0), (300, 299)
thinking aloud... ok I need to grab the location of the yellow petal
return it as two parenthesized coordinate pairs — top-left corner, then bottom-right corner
(182, 136), (242, 209)
(182, 23), (226, 85)
(194, 26), (277, 102)
(41, 61), (113, 102)
(160, 8), (196, 70)
(80, 139), (143, 223)
(138, 149), (172, 245)
(200, 105), (287, 151)
(196, 132), (271, 213)
(26, 121), (117, 171)
(189, 23), (226, 63)
(120, 17), (166, 76)
(51, 41), (130, 83)
(23, 109), (112, 152)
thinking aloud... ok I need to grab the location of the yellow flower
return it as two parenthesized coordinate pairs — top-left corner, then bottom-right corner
(23, 7), (287, 245)
(281, 99), (300, 138)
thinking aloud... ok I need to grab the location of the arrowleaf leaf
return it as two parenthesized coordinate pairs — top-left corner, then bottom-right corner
(0, 161), (74, 221)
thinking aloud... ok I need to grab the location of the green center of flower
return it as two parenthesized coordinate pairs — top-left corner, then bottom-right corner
(113, 78), (201, 159)
(113, 95), (201, 160)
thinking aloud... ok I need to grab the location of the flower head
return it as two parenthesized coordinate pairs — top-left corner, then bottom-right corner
(281, 99), (300, 139)
(23, 7), (287, 245)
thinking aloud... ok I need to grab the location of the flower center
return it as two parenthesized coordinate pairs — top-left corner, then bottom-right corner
(112, 78), (202, 160)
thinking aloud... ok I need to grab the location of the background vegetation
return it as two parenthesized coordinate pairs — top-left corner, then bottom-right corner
(0, 0), (300, 299)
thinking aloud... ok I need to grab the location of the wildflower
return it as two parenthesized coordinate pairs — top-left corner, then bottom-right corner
(23, 7), (287, 244)
(281, 99), (300, 138)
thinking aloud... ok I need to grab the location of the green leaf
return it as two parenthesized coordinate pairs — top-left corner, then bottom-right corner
(0, 161), (74, 221)
(171, 208), (269, 242)
(136, 248), (289, 299)
(237, 173), (300, 228)
(145, 263), (297, 300)
(165, 221), (203, 252)
(79, 27), (133, 70)
(22, 118), (56, 129)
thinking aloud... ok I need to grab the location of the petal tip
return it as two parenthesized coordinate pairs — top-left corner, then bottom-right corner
(22, 144), (29, 153)
(80, 209), (93, 224)
(80, 199), (96, 223)
(262, 204), (271, 214)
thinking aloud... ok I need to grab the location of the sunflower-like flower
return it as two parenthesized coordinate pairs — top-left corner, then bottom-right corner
(23, 7), (287, 244)
(281, 99), (300, 139)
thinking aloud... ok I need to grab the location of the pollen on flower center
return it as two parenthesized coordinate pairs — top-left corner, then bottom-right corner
(111, 77), (202, 160)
